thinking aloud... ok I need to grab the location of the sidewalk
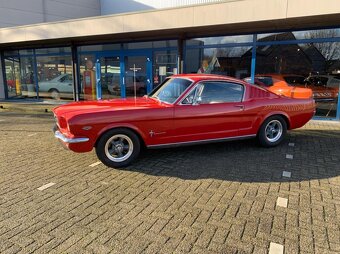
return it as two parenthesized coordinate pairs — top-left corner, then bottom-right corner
(0, 99), (67, 115)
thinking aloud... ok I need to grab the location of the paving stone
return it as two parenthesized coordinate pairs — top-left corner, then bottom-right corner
(0, 113), (339, 253)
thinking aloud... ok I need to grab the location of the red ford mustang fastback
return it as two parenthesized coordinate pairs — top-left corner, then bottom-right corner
(53, 74), (315, 168)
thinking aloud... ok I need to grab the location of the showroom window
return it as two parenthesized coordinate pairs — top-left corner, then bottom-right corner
(4, 47), (73, 101)
(185, 28), (340, 119)
(255, 32), (340, 118)
(77, 40), (178, 100)
(153, 50), (178, 87)
(36, 55), (73, 101)
(185, 46), (252, 79)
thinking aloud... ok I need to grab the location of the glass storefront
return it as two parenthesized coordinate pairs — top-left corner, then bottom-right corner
(101, 56), (121, 99)
(2, 29), (340, 120)
(185, 46), (252, 79)
(36, 55), (73, 100)
(185, 28), (340, 119)
(19, 56), (36, 99)
(77, 40), (178, 100)
(4, 57), (20, 98)
(153, 50), (178, 87)
(255, 32), (340, 118)
(4, 48), (73, 101)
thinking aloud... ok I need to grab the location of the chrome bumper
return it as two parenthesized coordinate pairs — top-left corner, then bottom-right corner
(53, 126), (89, 144)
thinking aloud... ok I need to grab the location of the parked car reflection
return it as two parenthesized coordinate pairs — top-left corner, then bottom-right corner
(245, 74), (338, 102)
(38, 73), (74, 100)
(304, 75), (339, 101)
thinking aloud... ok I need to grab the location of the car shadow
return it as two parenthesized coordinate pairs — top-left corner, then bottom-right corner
(123, 129), (340, 183)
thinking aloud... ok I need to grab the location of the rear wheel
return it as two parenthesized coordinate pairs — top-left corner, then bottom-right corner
(96, 128), (140, 168)
(258, 115), (287, 147)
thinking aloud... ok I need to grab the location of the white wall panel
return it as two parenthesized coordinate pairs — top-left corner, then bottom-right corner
(101, 0), (225, 15)
(0, 0), (100, 28)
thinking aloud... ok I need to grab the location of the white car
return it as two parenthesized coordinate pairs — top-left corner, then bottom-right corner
(38, 73), (74, 99)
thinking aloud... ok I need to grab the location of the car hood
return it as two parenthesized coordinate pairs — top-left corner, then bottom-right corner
(53, 97), (168, 116)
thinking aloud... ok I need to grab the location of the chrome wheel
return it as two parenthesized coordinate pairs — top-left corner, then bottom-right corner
(104, 134), (134, 162)
(265, 120), (283, 143)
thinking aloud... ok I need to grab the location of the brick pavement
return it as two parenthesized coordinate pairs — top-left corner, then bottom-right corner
(0, 112), (339, 253)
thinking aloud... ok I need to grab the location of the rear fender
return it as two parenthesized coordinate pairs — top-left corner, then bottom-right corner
(255, 111), (291, 133)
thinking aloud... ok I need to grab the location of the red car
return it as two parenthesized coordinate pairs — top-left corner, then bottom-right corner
(53, 74), (315, 168)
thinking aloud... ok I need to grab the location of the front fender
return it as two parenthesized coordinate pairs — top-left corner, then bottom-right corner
(95, 123), (147, 146)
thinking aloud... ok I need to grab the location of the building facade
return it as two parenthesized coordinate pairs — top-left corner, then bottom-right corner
(0, 0), (340, 120)
(0, 0), (101, 28)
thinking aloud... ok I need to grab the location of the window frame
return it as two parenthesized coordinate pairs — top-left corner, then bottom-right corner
(179, 80), (246, 105)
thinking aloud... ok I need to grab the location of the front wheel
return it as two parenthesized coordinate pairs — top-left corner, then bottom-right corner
(96, 128), (140, 168)
(258, 116), (287, 147)
(50, 89), (60, 100)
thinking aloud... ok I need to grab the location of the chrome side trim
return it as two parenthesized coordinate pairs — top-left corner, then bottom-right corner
(147, 134), (256, 149)
(54, 130), (89, 144)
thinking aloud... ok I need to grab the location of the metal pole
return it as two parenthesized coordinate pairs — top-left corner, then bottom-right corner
(95, 59), (102, 100)
(250, 34), (257, 84)
(133, 64), (136, 99)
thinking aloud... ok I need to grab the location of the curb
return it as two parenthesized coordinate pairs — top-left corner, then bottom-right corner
(0, 102), (56, 115)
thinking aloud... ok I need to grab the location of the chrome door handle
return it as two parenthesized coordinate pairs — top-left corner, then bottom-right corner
(235, 105), (245, 110)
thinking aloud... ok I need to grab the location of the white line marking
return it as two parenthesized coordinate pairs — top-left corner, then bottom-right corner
(37, 182), (56, 191)
(89, 161), (102, 167)
(288, 142), (295, 147)
(286, 154), (294, 159)
(28, 133), (38, 137)
(269, 242), (284, 254)
(276, 197), (288, 208)
(282, 171), (291, 178)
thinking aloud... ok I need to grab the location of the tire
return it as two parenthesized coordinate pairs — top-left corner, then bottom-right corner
(257, 115), (287, 147)
(50, 89), (60, 100)
(95, 128), (141, 168)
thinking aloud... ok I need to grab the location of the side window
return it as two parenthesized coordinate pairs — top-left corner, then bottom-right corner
(198, 82), (244, 104)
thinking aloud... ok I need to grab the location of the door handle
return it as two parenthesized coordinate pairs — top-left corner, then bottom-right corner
(235, 105), (245, 110)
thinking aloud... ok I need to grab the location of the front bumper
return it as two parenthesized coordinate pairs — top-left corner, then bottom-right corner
(53, 125), (89, 144)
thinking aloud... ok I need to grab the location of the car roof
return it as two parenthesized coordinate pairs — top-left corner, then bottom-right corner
(171, 74), (246, 84)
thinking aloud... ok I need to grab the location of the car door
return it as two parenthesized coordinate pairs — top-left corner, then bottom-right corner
(172, 81), (246, 143)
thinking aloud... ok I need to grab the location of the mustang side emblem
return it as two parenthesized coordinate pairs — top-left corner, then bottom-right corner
(149, 130), (166, 137)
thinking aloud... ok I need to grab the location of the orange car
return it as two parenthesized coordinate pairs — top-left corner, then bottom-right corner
(244, 74), (312, 99)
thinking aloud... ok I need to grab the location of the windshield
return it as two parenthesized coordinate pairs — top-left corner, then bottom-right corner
(149, 78), (192, 104)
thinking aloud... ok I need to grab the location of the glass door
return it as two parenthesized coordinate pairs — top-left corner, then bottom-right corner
(96, 51), (152, 99)
(100, 56), (121, 99)
(124, 55), (151, 97)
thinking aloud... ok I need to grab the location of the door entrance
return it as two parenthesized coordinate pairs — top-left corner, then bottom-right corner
(99, 55), (121, 99)
(96, 52), (152, 99)
(124, 55), (151, 97)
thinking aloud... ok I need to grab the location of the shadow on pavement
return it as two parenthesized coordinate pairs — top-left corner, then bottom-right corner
(124, 129), (340, 183)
